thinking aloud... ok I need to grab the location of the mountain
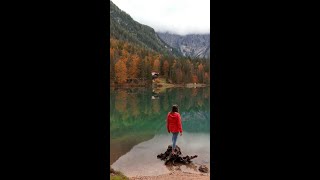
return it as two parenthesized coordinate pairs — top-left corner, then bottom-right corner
(110, 1), (181, 56)
(157, 32), (210, 59)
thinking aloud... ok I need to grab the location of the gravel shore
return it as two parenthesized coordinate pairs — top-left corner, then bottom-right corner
(129, 170), (210, 180)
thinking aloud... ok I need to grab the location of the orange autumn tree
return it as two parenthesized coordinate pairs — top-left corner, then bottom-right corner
(176, 68), (183, 84)
(197, 63), (204, 83)
(110, 37), (211, 85)
(192, 75), (199, 83)
(163, 60), (169, 78)
(115, 58), (127, 84)
(153, 57), (160, 73)
(204, 72), (210, 83)
(110, 48), (115, 81)
(128, 54), (140, 78)
(121, 49), (129, 59)
(110, 48), (115, 60)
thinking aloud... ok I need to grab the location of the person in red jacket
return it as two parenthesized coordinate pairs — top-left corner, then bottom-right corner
(167, 104), (183, 155)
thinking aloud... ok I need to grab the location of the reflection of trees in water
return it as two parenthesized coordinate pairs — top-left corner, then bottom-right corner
(110, 87), (211, 135)
(152, 99), (160, 114)
(115, 90), (127, 113)
(110, 87), (211, 164)
(183, 111), (210, 132)
(191, 88), (198, 97)
(111, 87), (210, 118)
(128, 94), (139, 117)
(161, 92), (170, 113)
(204, 87), (210, 99)
(197, 98), (204, 107)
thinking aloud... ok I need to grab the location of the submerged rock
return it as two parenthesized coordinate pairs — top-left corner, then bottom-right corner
(157, 145), (198, 165)
(110, 166), (115, 173)
(198, 165), (209, 173)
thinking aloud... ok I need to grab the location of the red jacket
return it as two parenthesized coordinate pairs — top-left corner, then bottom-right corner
(167, 112), (183, 133)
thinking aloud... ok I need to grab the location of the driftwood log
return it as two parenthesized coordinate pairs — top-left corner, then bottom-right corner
(157, 145), (198, 165)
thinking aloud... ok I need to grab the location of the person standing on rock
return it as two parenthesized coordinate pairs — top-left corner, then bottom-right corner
(167, 104), (183, 155)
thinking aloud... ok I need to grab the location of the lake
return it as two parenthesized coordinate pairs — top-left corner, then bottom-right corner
(110, 87), (210, 177)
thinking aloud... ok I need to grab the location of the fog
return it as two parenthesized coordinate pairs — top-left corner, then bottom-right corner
(112, 0), (210, 35)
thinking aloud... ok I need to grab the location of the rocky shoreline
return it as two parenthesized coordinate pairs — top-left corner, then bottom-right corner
(111, 145), (210, 180)
(129, 170), (210, 180)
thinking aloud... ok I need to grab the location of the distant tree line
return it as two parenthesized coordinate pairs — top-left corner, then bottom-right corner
(110, 38), (210, 85)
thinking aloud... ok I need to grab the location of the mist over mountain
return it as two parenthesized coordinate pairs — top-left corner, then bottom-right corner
(109, 0), (210, 87)
(110, 1), (181, 56)
(157, 32), (210, 59)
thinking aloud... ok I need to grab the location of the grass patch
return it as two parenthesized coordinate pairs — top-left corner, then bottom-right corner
(110, 167), (129, 180)
(110, 175), (128, 180)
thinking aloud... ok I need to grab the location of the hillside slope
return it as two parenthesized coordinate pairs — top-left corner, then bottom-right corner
(110, 1), (181, 56)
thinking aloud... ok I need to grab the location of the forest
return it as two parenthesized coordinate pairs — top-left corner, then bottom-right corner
(110, 38), (210, 86)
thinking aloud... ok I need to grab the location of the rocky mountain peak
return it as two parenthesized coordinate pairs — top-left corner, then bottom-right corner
(157, 32), (210, 59)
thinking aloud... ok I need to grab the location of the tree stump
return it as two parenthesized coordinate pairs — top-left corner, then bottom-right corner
(157, 145), (198, 166)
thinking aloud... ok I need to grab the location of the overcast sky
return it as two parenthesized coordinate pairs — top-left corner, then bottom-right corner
(111, 0), (210, 36)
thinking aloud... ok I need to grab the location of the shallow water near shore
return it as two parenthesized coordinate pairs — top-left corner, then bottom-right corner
(110, 87), (210, 177)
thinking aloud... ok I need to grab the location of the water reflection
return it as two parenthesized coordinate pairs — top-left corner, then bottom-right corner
(151, 95), (159, 100)
(110, 87), (210, 175)
(152, 89), (160, 99)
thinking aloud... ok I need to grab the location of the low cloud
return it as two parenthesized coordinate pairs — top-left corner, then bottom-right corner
(112, 0), (210, 35)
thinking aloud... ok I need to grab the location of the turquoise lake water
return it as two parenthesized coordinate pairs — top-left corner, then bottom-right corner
(110, 87), (210, 176)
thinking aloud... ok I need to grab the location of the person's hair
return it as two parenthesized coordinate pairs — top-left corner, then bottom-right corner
(171, 105), (179, 113)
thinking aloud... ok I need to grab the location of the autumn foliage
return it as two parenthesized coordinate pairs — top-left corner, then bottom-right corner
(110, 38), (210, 85)
(115, 58), (127, 84)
